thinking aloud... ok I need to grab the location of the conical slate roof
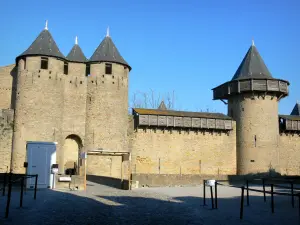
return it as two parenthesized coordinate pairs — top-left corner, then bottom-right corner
(66, 39), (87, 63)
(231, 43), (273, 80)
(158, 101), (167, 110)
(291, 102), (300, 116)
(89, 35), (131, 70)
(17, 28), (65, 61)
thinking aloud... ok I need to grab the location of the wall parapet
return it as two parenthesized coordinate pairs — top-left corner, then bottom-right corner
(279, 115), (300, 132)
(132, 108), (233, 130)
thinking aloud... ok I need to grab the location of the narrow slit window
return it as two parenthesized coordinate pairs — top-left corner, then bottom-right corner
(24, 58), (26, 69)
(41, 57), (48, 69)
(64, 62), (68, 75)
(86, 64), (90, 76)
(105, 63), (112, 74)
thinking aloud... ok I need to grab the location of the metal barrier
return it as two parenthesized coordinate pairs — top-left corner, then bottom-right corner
(203, 178), (300, 220)
(2, 173), (38, 218)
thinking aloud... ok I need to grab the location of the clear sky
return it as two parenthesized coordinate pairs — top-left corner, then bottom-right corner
(0, 0), (299, 115)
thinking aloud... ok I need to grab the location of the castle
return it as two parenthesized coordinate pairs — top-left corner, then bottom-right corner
(1, 22), (300, 188)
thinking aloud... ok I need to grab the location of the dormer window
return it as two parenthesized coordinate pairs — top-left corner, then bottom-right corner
(41, 57), (48, 69)
(105, 63), (112, 74)
(64, 62), (68, 75)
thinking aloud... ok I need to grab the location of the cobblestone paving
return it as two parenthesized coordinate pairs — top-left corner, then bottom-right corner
(0, 181), (299, 225)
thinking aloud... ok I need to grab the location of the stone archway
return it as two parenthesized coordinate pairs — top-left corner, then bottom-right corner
(63, 134), (83, 175)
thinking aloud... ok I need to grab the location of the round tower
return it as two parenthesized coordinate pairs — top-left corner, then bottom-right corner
(212, 42), (289, 175)
(12, 21), (66, 173)
(62, 36), (88, 174)
(85, 28), (131, 178)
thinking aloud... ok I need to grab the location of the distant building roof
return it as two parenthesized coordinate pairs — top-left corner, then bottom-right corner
(158, 101), (167, 110)
(89, 30), (131, 70)
(16, 24), (65, 62)
(66, 37), (87, 63)
(290, 102), (300, 116)
(231, 43), (273, 80)
(133, 108), (232, 120)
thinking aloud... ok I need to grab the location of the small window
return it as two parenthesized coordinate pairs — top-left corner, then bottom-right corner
(86, 64), (90, 76)
(24, 58), (26, 69)
(64, 62), (68, 75)
(105, 63), (112, 74)
(41, 57), (48, 69)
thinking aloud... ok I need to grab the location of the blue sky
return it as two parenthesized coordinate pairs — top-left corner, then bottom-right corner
(0, 0), (299, 114)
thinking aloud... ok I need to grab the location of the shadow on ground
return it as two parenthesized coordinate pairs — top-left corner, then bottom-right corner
(0, 183), (299, 225)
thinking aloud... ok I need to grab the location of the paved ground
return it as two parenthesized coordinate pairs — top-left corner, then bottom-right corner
(0, 181), (299, 225)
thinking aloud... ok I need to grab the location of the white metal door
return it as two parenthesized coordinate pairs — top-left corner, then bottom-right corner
(26, 142), (56, 189)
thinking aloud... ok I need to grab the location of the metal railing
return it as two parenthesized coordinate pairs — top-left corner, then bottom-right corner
(1, 173), (38, 218)
(202, 178), (300, 220)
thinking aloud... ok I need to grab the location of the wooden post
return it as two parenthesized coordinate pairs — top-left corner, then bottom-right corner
(34, 174), (38, 200)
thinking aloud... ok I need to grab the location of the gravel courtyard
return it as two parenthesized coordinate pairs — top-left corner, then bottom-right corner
(0, 180), (299, 225)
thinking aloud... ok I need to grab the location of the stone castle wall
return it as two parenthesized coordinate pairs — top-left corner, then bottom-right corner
(129, 121), (237, 186)
(12, 56), (65, 173)
(279, 133), (300, 175)
(85, 63), (130, 182)
(0, 109), (14, 173)
(0, 64), (17, 109)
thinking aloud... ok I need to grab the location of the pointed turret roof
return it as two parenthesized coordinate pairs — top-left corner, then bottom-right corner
(66, 36), (87, 63)
(16, 21), (65, 61)
(158, 101), (167, 110)
(89, 28), (131, 70)
(231, 42), (273, 80)
(291, 102), (300, 116)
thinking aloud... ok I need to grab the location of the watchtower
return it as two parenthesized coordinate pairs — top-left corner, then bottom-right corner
(85, 28), (131, 152)
(212, 42), (289, 175)
(13, 21), (66, 173)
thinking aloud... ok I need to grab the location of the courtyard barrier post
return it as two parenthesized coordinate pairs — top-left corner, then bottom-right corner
(2, 172), (7, 196)
(34, 174), (38, 200)
(215, 182), (218, 209)
(5, 173), (12, 218)
(210, 185), (214, 209)
(20, 177), (24, 208)
(291, 182), (294, 208)
(203, 180), (206, 206)
(240, 186), (245, 220)
(271, 184), (274, 213)
(262, 178), (266, 202)
(246, 180), (249, 206)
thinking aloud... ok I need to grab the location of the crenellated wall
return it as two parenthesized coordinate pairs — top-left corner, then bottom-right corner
(0, 109), (14, 173)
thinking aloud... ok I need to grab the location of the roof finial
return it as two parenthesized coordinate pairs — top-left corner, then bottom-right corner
(252, 39), (255, 46)
(106, 26), (110, 37)
(45, 20), (48, 30)
(75, 36), (78, 45)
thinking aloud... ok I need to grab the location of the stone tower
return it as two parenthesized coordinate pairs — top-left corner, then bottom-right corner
(63, 36), (88, 173)
(85, 29), (131, 177)
(12, 22), (66, 173)
(212, 42), (289, 175)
